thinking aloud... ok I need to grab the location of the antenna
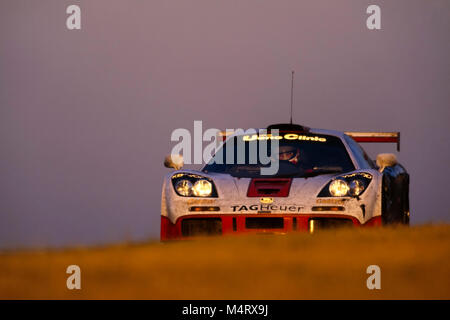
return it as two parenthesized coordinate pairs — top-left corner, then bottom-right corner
(290, 70), (294, 124)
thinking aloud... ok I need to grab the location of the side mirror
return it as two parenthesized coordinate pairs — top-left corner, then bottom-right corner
(376, 153), (397, 172)
(164, 154), (184, 170)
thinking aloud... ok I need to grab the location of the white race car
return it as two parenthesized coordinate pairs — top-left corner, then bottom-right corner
(161, 123), (409, 240)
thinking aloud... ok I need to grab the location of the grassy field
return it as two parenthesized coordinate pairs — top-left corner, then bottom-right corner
(0, 224), (449, 299)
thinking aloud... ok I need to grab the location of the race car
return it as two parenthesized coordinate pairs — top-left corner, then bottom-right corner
(161, 123), (409, 240)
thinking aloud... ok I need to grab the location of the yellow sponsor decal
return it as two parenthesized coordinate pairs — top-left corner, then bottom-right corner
(242, 133), (326, 142)
(260, 197), (274, 204)
(316, 198), (347, 205)
(341, 172), (372, 179)
(172, 173), (205, 180)
(187, 199), (216, 205)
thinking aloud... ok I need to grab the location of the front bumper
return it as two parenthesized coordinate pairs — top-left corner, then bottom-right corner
(160, 213), (381, 240)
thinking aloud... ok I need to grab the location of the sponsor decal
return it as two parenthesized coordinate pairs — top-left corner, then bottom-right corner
(340, 172), (373, 179)
(260, 197), (274, 204)
(242, 133), (326, 142)
(316, 198), (347, 205)
(231, 204), (303, 212)
(172, 173), (205, 180)
(187, 199), (216, 205)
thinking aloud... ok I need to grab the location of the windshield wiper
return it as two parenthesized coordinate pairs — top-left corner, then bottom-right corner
(226, 165), (262, 177)
(302, 166), (343, 178)
(225, 164), (343, 178)
(276, 166), (343, 178)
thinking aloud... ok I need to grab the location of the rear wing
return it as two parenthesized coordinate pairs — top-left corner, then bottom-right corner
(345, 132), (400, 151)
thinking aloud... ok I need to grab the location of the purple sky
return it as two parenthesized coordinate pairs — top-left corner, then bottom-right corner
(1, 0), (449, 248)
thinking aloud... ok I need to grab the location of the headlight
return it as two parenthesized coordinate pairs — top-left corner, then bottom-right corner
(349, 179), (365, 196)
(175, 179), (193, 196)
(192, 179), (212, 197)
(171, 173), (218, 197)
(318, 172), (373, 198)
(329, 179), (350, 197)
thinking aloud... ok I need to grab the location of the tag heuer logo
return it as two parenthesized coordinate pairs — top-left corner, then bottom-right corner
(260, 197), (274, 204)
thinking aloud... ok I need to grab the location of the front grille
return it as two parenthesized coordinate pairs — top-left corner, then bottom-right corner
(245, 217), (284, 229)
(181, 218), (222, 237)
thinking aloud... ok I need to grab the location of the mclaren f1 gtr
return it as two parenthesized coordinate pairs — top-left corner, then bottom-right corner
(161, 123), (409, 240)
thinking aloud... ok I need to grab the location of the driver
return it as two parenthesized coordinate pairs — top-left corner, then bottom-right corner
(278, 145), (301, 165)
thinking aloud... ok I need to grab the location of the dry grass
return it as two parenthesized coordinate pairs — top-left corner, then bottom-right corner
(0, 224), (449, 299)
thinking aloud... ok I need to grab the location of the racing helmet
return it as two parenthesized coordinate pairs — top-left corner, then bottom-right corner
(278, 145), (301, 165)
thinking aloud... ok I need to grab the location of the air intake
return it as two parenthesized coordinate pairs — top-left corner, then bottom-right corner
(247, 178), (292, 197)
(246, 217), (284, 229)
(181, 218), (222, 237)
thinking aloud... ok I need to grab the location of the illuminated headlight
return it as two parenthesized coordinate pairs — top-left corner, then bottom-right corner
(349, 179), (365, 196)
(329, 179), (350, 197)
(171, 173), (218, 197)
(192, 179), (212, 197)
(318, 172), (372, 198)
(175, 179), (193, 196)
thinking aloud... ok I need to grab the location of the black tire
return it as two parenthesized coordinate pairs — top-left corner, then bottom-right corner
(381, 172), (410, 226)
(401, 174), (410, 226)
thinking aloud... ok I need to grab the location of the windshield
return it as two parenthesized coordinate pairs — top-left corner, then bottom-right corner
(202, 133), (355, 178)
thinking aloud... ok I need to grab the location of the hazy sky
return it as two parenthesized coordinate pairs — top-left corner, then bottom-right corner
(1, 0), (449, 249)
